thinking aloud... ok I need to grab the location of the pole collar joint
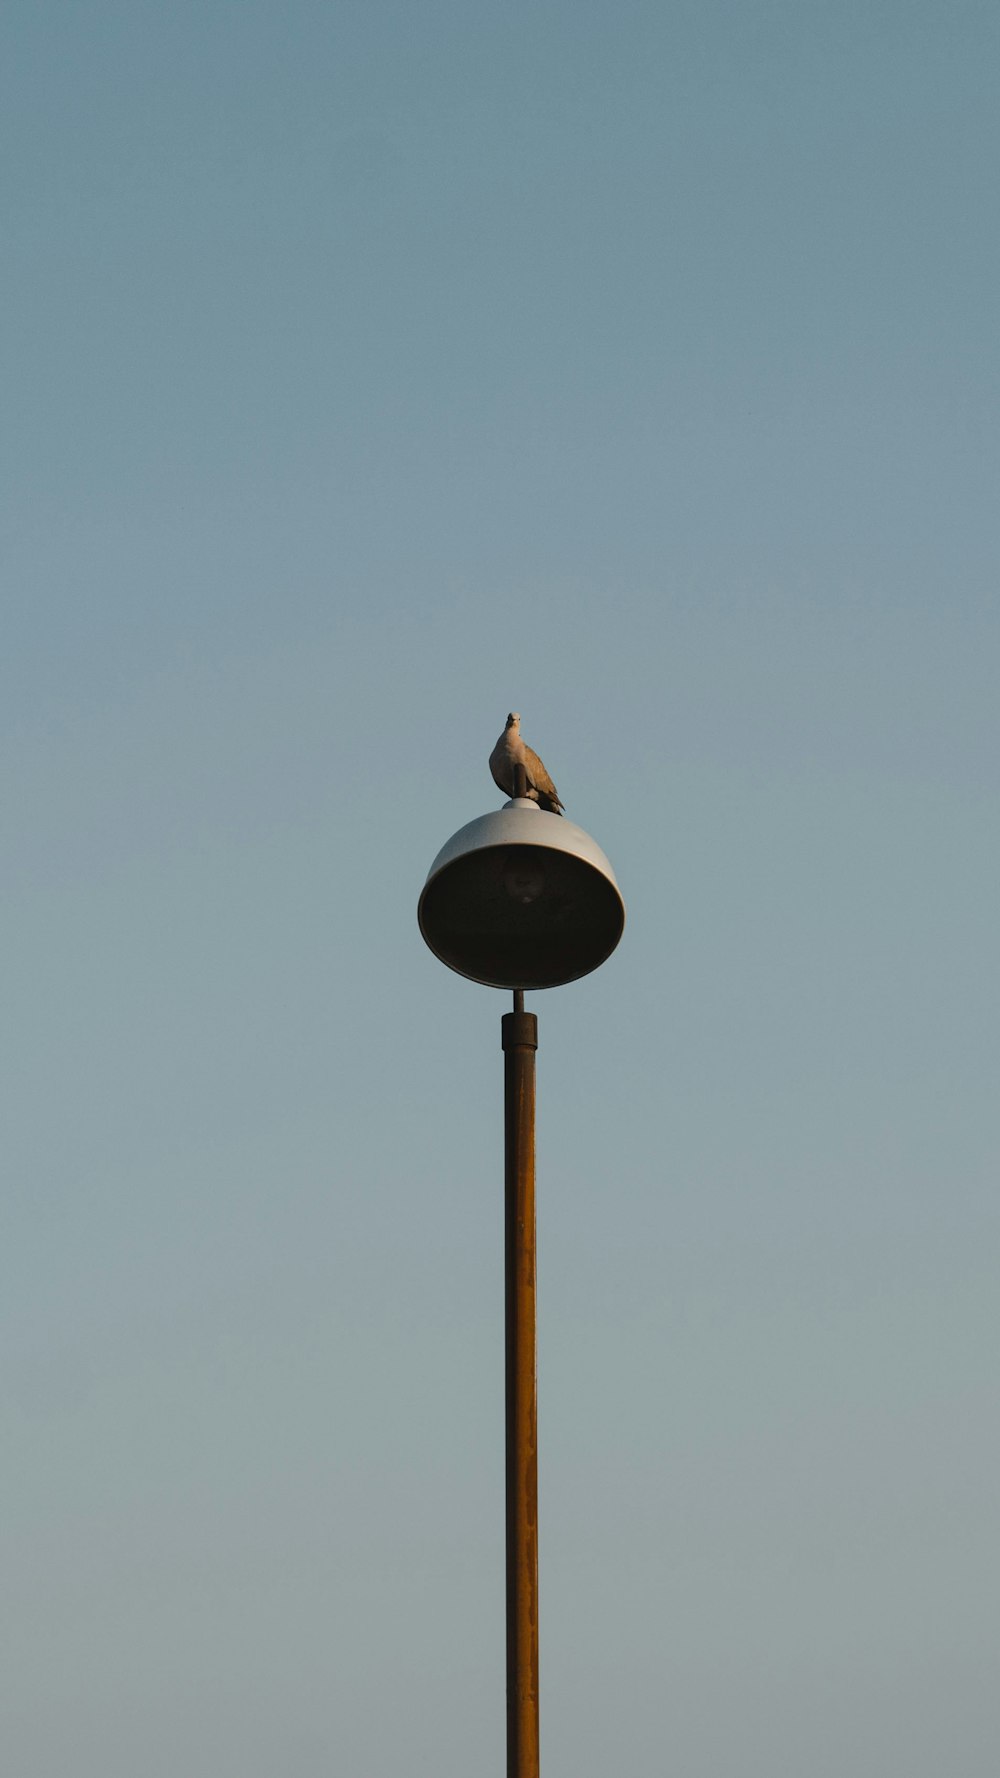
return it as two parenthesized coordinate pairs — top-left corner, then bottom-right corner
(502, 1011), (538, 1051)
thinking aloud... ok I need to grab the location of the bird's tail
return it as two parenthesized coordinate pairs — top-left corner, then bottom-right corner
(537, 792), (564, 816)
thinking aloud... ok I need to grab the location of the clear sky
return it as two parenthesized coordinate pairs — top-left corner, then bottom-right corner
(4, 3), (998, 1773)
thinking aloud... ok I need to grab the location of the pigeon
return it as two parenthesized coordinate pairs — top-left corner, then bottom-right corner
(489, 712), (564, 815)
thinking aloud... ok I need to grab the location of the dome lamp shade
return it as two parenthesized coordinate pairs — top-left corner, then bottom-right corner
(418, 798), (625, 990)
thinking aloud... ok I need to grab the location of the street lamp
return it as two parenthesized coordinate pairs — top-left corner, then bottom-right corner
(419, 766), (625, 1778)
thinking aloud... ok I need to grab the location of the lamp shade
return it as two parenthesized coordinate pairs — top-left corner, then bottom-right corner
(418, 798), (625, 989)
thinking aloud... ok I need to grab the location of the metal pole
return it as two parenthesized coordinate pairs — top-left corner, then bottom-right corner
(503, 760), (539, 1775)
(502, 758), (539, 1775)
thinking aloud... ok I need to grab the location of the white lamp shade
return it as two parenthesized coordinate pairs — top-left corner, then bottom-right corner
(419, 798), (625, 989)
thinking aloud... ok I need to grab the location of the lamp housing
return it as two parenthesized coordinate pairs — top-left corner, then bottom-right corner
(418, 798), (625, 990)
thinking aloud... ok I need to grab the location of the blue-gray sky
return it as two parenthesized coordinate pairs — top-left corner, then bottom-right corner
(4, 3), (998, 1773)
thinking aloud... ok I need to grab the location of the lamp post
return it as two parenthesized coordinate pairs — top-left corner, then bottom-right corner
(418, 766), (624, 1777)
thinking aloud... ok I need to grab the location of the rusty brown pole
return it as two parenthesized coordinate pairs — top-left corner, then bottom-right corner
(503, 766), (540, 1776)
(503, 996), (539, 1774)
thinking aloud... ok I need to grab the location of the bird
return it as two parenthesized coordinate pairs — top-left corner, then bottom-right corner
(489, 712), (564, 815)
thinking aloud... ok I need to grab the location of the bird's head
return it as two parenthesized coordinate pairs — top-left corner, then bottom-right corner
(506, 711), (520, 729)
